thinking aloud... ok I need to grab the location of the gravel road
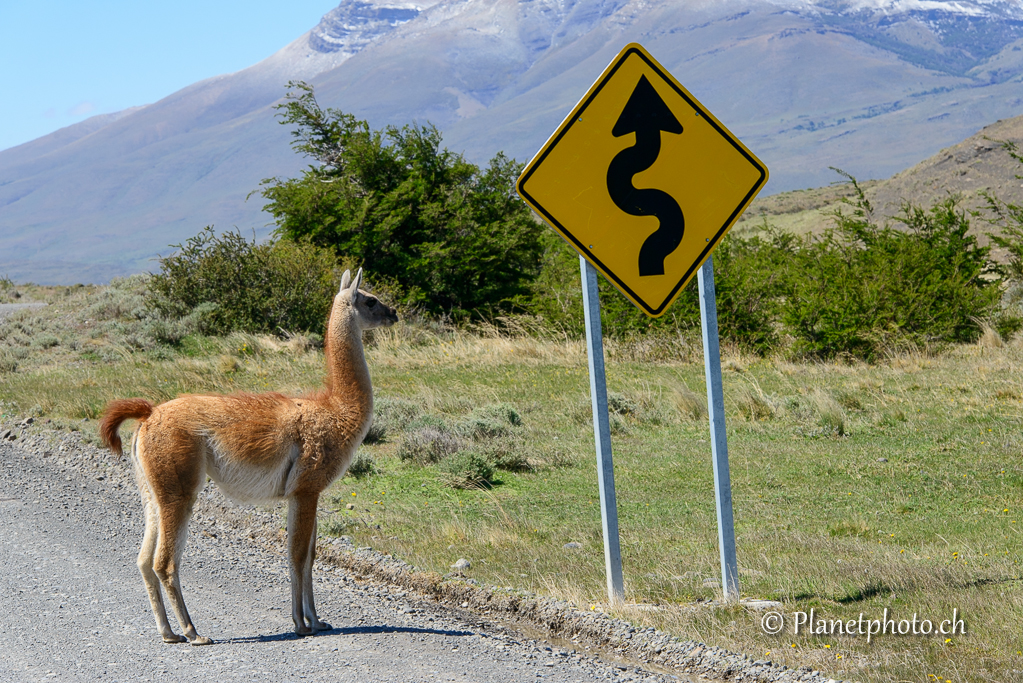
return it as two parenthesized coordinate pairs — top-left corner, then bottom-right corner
(0, 420), (685, 683)
(0, 303), (47, 319)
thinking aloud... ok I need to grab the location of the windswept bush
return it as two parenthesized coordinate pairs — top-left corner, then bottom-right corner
(397, 418), (463, 465)
(456, 402), (522, 439)
(346, 452), (376, 478)
(146, 227), (342, 336)
(782, 177), (998, 360)
(364, 396), (421, 443)
(0, 276), (19, 303)
(439, 450), (495, 489)
(260, 82), (544, 318)
(981, 141), (1023, 339)
(523, 227), (791, 354)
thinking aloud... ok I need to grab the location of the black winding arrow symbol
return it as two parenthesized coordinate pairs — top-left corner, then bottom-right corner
(606, 75), (685, 277)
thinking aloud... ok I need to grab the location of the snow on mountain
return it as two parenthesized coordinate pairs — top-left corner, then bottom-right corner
(774, 0), (1022, 15)
(310, 1), (433, 55)
(4, 0), (1023, 283)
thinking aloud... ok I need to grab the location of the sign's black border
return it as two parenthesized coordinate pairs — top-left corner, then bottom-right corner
(516, 46), (768, 317)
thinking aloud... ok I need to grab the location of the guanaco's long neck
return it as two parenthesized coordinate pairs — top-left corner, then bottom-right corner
(325, 315), (373, 416)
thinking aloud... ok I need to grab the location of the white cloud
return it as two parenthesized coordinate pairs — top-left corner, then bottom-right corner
(68, 101), (96, 117)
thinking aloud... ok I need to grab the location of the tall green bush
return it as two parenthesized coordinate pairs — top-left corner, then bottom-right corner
(980, 141), (1023, 339)
(782, 179), (998, 359)
(146, 227), (341, 336)
(523, 228), (789, 354)
(259, 82), (545, 319)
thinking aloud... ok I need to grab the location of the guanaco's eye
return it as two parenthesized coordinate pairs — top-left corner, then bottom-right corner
(367, 298), (378, 308)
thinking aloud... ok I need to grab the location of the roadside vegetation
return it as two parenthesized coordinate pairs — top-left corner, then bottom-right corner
(4, 83), (1023, 682)
(2, 289), (1022, 683)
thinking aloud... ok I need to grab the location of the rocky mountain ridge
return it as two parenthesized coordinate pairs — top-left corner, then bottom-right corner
(4, 0), (1023, 283)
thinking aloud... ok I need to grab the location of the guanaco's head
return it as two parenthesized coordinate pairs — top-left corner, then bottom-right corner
(332, 268), (398, 333)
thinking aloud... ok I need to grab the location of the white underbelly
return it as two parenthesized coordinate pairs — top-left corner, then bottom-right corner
(204, 444), (298, 504)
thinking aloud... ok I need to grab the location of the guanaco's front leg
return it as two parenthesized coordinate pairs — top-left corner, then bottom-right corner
(302, 513), (331, 631)
(287, 493), (324, 635)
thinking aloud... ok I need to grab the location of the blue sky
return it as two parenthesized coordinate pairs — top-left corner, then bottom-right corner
(0, 1), (337, 152)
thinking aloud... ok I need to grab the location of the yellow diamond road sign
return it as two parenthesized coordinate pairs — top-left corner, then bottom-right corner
(517, 43), (769, 317)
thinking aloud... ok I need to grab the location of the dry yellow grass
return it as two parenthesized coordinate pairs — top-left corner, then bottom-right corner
(3, 290), (1023, 682)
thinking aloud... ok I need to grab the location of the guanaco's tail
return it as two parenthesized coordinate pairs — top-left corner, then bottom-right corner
(99, 398), (154, 456)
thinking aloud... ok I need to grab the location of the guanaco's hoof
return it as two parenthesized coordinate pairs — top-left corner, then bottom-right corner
(310, 620), (332, 632)
(162, 634), (188, 644)
(189, 636), (214, 646)
(294, 624), (313, 636)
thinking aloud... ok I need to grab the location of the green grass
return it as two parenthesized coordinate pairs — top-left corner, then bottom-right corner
(2, 290), (1022, 682)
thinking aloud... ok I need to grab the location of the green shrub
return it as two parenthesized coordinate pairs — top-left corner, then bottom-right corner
(146, 227), (342, 336)
(397, 423), (463, 465)
(365, 396), (422, 443)
(260, 82), (544, 319)
(606, 392), (637, 416)
(0, 276), (18, 303)
(485, 443), (531, 471)
(439, 450), (495, 489)
(522, 226), (789, 354)
(981, 142), (1023, 339)
(33, 334), (59, 350)
(346, 452), (376, 478)
(710, 230), (793, 354)
(608, 412), (630, 434)
(782, 178), (998, 360)
(457, 402), (522, 439)
(320, 515), (354, 537)
(363, 422), (386, 444)
(524, 232), (699, 339)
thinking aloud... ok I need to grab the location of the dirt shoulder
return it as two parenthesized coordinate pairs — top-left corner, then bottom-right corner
(0, 416), (839, 683)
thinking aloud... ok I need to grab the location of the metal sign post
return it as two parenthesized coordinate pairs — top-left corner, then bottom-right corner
(698, 256), (739, 601)
(580, 256), (625, 604)
(517, 42), (767, 606)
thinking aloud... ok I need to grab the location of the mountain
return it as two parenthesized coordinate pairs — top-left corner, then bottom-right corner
(4, 0), (1023, 284)
(736, 113), (1023, 236)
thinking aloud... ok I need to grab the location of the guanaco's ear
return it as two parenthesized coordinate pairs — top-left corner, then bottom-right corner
(339, 269), (352, 293)
(349, 268), (363, 302)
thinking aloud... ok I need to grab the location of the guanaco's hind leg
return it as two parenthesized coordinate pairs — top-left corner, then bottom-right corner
(288, 494), (328, 635)
(137, 429), (212, 646)
(152, 492), (212, 645)
(138, 494), (185, 643)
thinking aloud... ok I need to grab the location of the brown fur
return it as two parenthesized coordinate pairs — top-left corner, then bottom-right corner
(99, 398), (154, 456)
(99, 269), (397, 645)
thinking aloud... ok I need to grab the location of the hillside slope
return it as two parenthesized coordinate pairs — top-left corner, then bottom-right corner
(737, 114), (1023, 237)
(4, 0), (1023, 283)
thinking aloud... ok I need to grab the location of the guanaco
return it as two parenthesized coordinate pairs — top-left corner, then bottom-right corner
(99, 269), (397, 645)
